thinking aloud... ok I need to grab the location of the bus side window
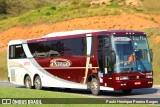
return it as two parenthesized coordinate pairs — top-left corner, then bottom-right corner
(9, 46), (14, 59)
(97, 35), (113, 74)
(9, 45), (26, 59)
(103, 36), (113, 74)
(62, 38), (87, 56)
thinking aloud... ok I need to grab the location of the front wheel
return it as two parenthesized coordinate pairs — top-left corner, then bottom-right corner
(90, 78), (100, 96)
(122, 89), (132, 94)
(34, 76), (42, 90)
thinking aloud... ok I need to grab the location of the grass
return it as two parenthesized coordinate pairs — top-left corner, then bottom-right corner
(142, 0), (160, 14)
(144, 27), (160, 84)
(1, 0), (160, 32)
(0, 1), (122, 32)
(0, 87), (158, 107)
(0, 103), (158, 107)
(0, 51), (7, 80)
(0, 87), (85, 98)
(1, 0), (160, 33)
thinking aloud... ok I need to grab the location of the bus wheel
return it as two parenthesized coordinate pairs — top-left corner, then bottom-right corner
(34, 76), (42, 90)
(24, 75), (32, 89)
(122, 89), (132, 94)
(90, 78), (100, 96)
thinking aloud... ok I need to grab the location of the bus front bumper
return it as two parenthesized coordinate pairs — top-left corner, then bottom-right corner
(114, 79), (153, 90)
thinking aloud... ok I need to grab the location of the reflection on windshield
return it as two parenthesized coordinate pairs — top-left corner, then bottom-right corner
(113, 35), (152, 73)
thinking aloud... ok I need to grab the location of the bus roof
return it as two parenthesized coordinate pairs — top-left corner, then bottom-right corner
(43, 30), (145, 38)
(8, 40), (26, 46)
(8, 30), (146, 45)
(43, 30), (105, 38)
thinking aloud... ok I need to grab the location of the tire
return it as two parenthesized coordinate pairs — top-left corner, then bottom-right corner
(122, 89), (132, 94)
(34, 76), (42, 90)
(90, 78), (100, 96)
(24, 75), (32, 89)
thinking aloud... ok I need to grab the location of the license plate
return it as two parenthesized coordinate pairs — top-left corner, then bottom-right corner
(135, 82), (141, 85)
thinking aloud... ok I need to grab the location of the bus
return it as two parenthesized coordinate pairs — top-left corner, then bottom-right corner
(8, 30), (153, 95)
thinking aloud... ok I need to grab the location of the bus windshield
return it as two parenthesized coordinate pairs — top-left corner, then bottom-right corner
(113, 35), (152, 73)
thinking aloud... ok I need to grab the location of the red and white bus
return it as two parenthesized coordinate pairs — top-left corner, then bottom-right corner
(8, 30), (153, 95)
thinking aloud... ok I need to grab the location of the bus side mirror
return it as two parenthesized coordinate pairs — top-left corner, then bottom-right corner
(111, 51), (116, 65)
(150, 49), (153, 62)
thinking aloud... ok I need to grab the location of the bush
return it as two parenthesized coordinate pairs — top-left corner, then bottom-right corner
(50, 6), (56, 10)
(71, 0), (80, 5)
(45, 12), (51, 16)
(0, 0), (7, 14)
(79, 1), (90, 8)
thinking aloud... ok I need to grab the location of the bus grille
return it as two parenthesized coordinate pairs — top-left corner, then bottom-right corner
(11, 69), (16, 81)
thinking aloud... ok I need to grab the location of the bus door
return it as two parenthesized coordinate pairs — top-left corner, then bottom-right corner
(97, 35), (114, 88)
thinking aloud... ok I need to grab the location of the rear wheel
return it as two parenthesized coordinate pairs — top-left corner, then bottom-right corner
(34, 76), (42, 90)
(90, 78), (100, 96)
(24, 75), (32, 89)
(122, 89), (132, 94)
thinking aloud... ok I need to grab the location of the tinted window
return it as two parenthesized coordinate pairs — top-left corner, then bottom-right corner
(9, 45), (27, 59)
(28, 38), (87, 57)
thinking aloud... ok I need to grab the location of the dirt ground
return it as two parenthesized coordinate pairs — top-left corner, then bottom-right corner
(0, 13), (160, 51)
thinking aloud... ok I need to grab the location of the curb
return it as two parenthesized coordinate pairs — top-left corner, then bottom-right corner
(153, 85), (160, 88)
(0, 81), (8, 82)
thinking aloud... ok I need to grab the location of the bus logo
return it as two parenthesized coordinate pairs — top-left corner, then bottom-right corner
(50, 58), (72, 67)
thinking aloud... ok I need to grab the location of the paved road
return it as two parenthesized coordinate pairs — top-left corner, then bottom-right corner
(0, 82), (160, 98)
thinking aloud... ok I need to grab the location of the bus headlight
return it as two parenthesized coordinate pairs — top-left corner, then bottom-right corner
(146, 73), (152, 78)
(146, 75), (153, 78)
(120, 76), (129, 80)
(115, 76), (129, 80)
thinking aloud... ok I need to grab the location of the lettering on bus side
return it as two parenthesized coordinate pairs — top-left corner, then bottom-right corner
(50, 58), (72, 67)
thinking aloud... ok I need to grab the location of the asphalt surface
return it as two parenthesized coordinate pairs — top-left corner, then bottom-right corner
(0, 81), (160, 98)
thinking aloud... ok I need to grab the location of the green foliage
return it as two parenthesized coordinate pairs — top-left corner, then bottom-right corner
(0, 14), (7, 20)
(107, 3), (120, 8)
(110, 0), (115, 3)
(50, 6), (56, 10)
(71, 0), (80, 5)
(0, 3), (122, 31)
(133, 7), (144, 13)
(5, 0), (66, 15)
(0, 0), (7, 14)
(45, 12), (51, 16)
(79, 1), (91, 8)
(70, 0), (91, 8)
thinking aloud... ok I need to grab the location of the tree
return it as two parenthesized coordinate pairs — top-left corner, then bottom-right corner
(0, 0), (7, 14)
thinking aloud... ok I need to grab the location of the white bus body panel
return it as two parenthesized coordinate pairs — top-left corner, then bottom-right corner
(8, 58), (87, 89)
